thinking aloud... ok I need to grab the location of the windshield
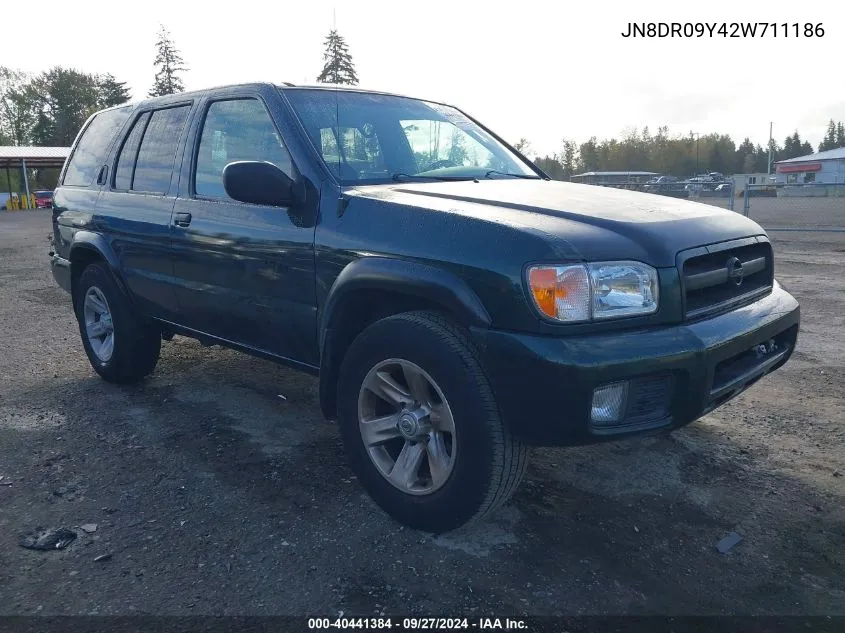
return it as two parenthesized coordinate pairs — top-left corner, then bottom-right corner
(283, 89), (539, 185)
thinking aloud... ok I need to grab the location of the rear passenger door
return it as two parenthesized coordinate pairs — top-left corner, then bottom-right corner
(170, 90), (317, 365)
(96, 102), (194, 320)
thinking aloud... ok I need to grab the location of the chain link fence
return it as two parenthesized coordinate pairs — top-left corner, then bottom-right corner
(581, 178), (736, 211)
(740, 182), (845, 232)
(578, 179), (844, 232)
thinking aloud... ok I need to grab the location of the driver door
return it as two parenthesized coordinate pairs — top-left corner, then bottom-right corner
(169, 91), (318, 365)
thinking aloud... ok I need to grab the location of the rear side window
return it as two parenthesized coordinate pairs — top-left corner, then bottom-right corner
(132, 105), (191, 194)
(113, 112), (150, 191)
(62, 107), (132, 187)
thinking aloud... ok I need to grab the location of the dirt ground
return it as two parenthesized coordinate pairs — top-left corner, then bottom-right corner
(0, 203), (843, 616)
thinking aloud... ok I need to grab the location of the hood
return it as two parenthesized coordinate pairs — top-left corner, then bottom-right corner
(347, 180), (765, 267)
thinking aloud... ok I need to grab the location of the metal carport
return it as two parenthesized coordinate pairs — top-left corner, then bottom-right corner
(0, 146), (70, 208)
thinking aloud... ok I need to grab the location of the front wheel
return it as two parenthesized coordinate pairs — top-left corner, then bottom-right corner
(337, 311), (528, 532)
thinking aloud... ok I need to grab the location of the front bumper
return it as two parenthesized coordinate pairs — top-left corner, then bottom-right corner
(471, 283), (800, 446)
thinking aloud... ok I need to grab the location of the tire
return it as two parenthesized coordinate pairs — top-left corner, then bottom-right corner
(337, 311), (528, 532)
(74, 262), (161, 384)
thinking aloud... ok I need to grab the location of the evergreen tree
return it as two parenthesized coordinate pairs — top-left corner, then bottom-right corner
(836, 122), (845, 148)
(97, 73), (131, 108)
(316, 30), (358, 85)
(818, 119), (837, 152)
(577, 137), (599, 172)
(561, 140), (577, 178)
(149, 25), (187, 97)
(735, 137), (755, 173)
(534, 155), (564, 180)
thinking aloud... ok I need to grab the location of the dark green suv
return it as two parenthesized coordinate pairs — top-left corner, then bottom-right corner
(50, 83), (800, 532)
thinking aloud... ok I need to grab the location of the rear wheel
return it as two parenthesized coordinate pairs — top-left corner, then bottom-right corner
(337, 311), (528, 532)
(74, 262), (161, 384)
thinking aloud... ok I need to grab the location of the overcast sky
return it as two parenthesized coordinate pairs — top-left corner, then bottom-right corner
(5, 0), (842, 156)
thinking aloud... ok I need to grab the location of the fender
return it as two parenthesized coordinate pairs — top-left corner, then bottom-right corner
(318, 256), (492, 356)
(68, 231), (133, 304)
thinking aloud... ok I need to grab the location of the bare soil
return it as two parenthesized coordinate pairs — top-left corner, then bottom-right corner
(0, 205), (842, 616)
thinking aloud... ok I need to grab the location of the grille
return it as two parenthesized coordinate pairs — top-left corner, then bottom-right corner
(681, 239), (773, 320)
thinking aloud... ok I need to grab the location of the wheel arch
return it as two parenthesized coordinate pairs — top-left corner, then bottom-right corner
(318, 257), (492, 421)
(68, 232), (131, 310)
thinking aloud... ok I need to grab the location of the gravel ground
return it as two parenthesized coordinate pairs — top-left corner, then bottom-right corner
(0, 205), (843, 616)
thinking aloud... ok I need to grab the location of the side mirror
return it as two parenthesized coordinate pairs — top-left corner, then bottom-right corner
(222, 161), (295, 207)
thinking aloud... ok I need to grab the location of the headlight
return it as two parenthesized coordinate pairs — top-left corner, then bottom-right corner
(527, 261), (659, 322)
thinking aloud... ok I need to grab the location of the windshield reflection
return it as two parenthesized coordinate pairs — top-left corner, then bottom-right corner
(283, 89), (539, 186)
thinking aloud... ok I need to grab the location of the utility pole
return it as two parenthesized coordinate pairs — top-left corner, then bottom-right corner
(692, 132), (700, 176)
(767, 121), (773, 175)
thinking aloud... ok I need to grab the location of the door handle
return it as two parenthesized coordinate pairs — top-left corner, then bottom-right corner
(173, 212), (192, 227)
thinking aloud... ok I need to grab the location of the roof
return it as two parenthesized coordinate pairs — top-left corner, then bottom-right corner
(572, 171), (659, 177)
(775, 147), (845, 164)
(0, 146), (71, 169)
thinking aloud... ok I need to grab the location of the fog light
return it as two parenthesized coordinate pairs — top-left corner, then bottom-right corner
(591, 382), (629, 424)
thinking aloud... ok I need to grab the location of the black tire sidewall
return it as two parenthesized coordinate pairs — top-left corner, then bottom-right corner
(337, 314), (501, 532)
(74, 263), (148, 381)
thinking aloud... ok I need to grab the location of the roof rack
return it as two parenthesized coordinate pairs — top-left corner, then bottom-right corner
(279, 81), (296, 87)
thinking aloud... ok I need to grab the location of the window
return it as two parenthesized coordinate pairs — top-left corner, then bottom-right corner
(113, 112), (150, 190)
(63, 107), (132, 187)
(195, 99), (293, 200)
(132, 105), (191, 194)
(283, 89), (536, 184)
(318, 125), (384, 176)
(400, 119), (500, 173)
(748, 176), (757, 184)
(804, 172), (816, 183)
(786, 174), (798, 184)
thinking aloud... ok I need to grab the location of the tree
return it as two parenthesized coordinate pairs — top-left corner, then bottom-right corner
(0, 67), (38, 145)
(577, 137), (599, 172)
(734, 137), (755, 174)
(819, 120), (837, 152)
(316, 30), (358, 85)
(534, 155), (564, 180)
(149, 25), (187, 97)
(31, 67), (101, 146)
(513, 138), (533, 156)
(97, 73), (131, 108)
(447, 129), (468, 166)
(561, 140), (577, 179)
(837, 122), (845, 149)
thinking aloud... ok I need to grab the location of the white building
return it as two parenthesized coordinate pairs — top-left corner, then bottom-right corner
(731, 172), (775, 193)
(774, 147), (845, 196)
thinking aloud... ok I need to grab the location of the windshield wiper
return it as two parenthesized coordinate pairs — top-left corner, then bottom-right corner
(391, 172), (478, 182)
(483, 170), (541, 179)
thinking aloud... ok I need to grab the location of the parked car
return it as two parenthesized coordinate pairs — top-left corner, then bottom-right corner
(34, 190), (54, 208)
(646, 176), (678, 185)
(49, 83), (800, 532)
(643, 176), (685, 196)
